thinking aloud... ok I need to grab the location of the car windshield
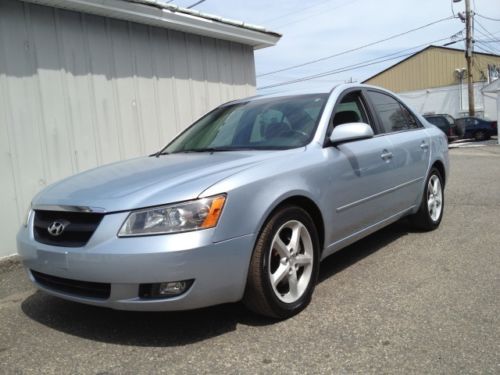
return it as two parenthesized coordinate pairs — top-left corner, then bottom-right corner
(163, 94), (328, 153)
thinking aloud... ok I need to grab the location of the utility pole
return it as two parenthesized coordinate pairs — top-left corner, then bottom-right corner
(464, 0), (475, 116)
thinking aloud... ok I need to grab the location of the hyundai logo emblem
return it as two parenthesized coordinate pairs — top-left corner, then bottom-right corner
(47, 221), (69, 236)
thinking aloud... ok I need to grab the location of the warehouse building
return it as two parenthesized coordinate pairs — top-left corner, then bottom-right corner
(0, 0), (280, 258)
(363, 45), (500, 120)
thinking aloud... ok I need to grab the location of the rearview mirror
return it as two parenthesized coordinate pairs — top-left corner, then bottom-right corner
(329, 123), (374, 145)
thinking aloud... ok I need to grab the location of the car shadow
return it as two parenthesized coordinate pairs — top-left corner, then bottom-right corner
(21, 220), (413, 347)
(318, 219), (411, 284)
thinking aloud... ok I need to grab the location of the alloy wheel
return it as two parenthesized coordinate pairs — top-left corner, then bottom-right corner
(427, 174), (443, 222)
(268, 220), (314, 303)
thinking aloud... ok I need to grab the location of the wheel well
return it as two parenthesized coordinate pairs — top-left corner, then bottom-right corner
(432, 160), (446, 186)
(272, 196), (325, 253)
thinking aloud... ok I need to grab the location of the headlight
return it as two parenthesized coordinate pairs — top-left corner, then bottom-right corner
(118, 194), (226, 237)
(23, 205), (32, 227)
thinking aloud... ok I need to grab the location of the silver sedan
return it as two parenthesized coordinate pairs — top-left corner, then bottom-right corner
(17, 84), (448, 318)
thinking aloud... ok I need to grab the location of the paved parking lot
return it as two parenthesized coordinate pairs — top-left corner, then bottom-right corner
(1, 146), (499, 374)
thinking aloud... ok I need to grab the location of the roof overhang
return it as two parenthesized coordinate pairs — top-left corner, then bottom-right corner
(21, 0), (281, 49)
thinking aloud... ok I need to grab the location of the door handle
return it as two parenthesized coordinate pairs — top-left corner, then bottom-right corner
(420, 141), (429, 150)
(380, 150), (393, 161)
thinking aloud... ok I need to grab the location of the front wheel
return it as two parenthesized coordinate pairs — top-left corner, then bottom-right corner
(409, 168), (444, 231)
(243, 206), (320, 319)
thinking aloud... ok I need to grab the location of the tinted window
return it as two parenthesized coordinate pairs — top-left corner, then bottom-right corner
(367, 91), (413, 133)
(400, 106), (421, 129)
(425, 116), (448, 129)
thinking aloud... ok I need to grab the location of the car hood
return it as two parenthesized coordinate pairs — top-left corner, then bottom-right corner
(33, 150), (300, 212)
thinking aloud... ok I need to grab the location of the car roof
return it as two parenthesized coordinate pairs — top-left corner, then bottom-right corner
(227, 83), (397, 105)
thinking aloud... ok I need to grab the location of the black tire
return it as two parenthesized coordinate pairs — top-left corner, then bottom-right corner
(243, 205), (320, 319)
(474, 130), (486, 141)
(409, 167), (444, 231)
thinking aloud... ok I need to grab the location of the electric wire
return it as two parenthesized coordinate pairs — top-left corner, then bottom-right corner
(262, 0), (335, 25)
(476, 13), (500, 22)
(474, 24), (500, 54)
(257, 34), (462, 90)
(257, 16), (455, 78)
(271, 0), (361, 29)
(475, 19), (500, 43)
(474, 43), (497, 54)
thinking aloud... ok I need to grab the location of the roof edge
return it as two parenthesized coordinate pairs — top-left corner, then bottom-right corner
(362, 45), (500, 83)
(22, 0), (282, 49)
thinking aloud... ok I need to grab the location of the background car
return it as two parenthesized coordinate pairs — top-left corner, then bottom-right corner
(455, 116), (497, 141)
(423, 114), (459, 142)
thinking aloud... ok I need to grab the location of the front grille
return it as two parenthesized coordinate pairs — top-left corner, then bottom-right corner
(31, 270), (111, 299)
(33, 210), (104, 247)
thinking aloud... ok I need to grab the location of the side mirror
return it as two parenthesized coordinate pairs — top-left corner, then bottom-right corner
(329, 123), (374, 145)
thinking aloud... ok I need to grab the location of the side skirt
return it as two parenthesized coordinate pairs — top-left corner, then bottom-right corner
(320, 206), (415, 261)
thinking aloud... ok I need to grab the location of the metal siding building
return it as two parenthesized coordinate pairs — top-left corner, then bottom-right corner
(363, 46), (500, 92)
(0, 0), (280, 257)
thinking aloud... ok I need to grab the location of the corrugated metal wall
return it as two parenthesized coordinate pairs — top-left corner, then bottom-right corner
(364, 47), (500, 92)
(0, 0), (257, 257)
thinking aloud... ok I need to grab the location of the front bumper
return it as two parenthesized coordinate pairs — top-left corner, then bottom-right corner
(17, 211), (255, 311)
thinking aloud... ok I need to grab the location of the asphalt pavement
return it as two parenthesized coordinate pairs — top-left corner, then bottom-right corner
(1, 145), (499, 374)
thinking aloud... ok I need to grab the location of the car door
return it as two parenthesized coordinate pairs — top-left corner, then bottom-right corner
(365, 90), (430, 213)
(323, 89), (397, 246)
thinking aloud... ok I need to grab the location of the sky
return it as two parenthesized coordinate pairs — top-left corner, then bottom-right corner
(177, 0), (500, 92)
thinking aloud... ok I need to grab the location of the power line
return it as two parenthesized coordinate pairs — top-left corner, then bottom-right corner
(474, 21), (500, 53)
(476, 13), (500, 22)
(258, 53), (416, 90)
(186, 0), (206, 9)
(474, 43), (497, 54)
(271, 0), (361, 29)
(475, 19), (500, 41)
(475, 40), (500, 54)
(257, 34), (461, 90)
(262, 0), (335, 25)
(257, 16), (455, 78)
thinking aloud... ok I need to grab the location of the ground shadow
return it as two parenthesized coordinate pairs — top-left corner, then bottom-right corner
(21, 220), (414, 347)
(21, 293), (274, 347)
(318, 219), (412, 283)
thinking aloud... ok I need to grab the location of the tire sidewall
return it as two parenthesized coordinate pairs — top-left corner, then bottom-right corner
(424, 168), (444, 228)
(259, 206), (320, 318)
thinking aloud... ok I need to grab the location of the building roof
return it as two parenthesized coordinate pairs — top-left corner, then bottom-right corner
(362, 45), (500, 92)
(363, 45), (500, 84)
(22, 0), (282, 49)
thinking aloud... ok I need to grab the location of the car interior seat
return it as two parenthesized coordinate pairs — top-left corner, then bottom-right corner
(332, 110), (360, 126)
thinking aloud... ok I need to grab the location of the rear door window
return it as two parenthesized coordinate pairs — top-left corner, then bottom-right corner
(366, 91), (414, 133)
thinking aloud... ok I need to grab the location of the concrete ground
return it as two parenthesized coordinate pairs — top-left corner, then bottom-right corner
(1, 146), (499, 374)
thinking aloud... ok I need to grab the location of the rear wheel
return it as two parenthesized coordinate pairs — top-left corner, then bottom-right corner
(474, 130), (486, 141)
(243, 206), (320, 319)
(409, 168), (444, 231)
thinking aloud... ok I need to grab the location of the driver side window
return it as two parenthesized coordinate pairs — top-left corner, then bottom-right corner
(327, 91), (371, 138)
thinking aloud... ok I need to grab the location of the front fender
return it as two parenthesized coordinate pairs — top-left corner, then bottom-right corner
(200, 149), (326, 244)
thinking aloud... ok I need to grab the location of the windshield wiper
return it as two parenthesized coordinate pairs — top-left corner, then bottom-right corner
(178, 147), (240, 153)
(149, 150), (169, 158)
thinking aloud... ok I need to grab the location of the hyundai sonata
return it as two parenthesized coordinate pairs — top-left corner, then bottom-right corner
(17, 84), (448, 318)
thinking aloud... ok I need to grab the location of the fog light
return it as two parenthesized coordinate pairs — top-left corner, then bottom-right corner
(159, 281), (187, 295)
(139, 279), (193, 299)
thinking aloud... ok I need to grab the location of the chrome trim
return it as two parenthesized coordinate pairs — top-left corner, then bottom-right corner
(32, 205), (107, 213)
(336, 177), (424, 213)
